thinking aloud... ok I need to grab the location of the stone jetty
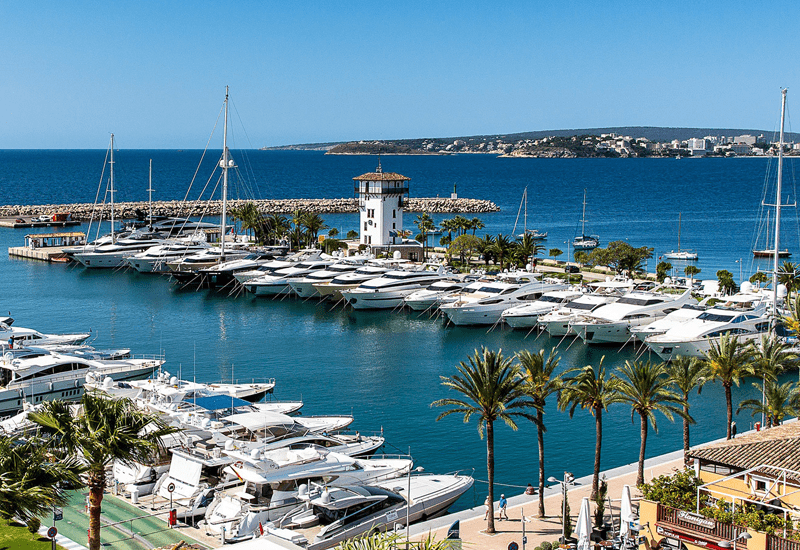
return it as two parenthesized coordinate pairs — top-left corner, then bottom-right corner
(0, 197), (499, 221)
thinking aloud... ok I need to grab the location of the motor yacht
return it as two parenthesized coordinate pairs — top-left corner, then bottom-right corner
(403, 275), (480, 311)
(629, 299), (711, 342)
(342, 265), (450, 310)
(1, 320), (91, 347)
(312, 263), (395, 301)
(124, 240), (211, 273)
(0, 347), (163, 417)
(168, 247), (251, 284)
(569, 288), (693, 344)
(289, 260), (369, 299)
(537, 278), (634, 336)
(245, 259), (336, 297)
(258, 473), (474, 549)
(439, 273), (569, 326)
(644, 291), (772, 361)
(501, 289), (584, 329)
(71, 230), (169, 268)
(145, 217), (219, 236)
(199, 252), (284, 289)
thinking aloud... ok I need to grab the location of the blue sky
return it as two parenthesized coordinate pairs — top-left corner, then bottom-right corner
(2, 1), (798, 148)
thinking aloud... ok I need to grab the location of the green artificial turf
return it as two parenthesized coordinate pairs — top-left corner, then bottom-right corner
(0, 518), (65, 550)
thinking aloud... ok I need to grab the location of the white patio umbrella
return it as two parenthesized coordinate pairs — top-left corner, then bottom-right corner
(575, 496), (592, 550)
(620, 484), (635, 538)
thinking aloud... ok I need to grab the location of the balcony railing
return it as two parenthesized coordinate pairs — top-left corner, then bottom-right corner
(767, 535), (800, 550)
(354, 183), (409, 196)
(657, 504), (749, 546)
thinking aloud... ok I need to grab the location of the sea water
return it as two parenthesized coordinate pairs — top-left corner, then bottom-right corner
(0, 150), (796, 510)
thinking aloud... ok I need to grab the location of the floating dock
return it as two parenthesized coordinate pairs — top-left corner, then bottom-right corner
(8, 232), (84, 262)
(0, 215), (80, 228)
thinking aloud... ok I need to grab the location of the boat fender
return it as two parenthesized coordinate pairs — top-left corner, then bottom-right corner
(234, 461), (244, 468)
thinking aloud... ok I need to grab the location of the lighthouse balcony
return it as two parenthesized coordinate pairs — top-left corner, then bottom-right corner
(354, 183), (409, 196)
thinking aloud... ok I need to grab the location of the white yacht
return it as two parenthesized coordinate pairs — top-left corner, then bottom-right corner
(289, 260), (369, 299)
(537, 278), (634, 336)
(0, 347), (163, 417)
(235, 258), (298, 285)
(146, 217), (219, 236)
(629, 300), (711, 342)
(501, 289), (584, 329)
(439, 273), (569, 326)
(199, 252), (283, 289)
(71, 230), (168, 268)
(644, 291), (772, 361)
(168, 247), (251, 284)
(342, 265), (449, 310)
(124, 240), (211, 273)
(312, 264), (395, 301)
(203, 447), (412, 541)
(244, 259), (336, 297)
(1, 320), (91, 347)
(569, 288), (693, 344)
(403, 276), (479, 311)
(258, 473), (474, 549)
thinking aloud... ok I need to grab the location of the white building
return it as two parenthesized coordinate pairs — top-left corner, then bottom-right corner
(734, 134), (757, 145)
(353, 162), (409, 247)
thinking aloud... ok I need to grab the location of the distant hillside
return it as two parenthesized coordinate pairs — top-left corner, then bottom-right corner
(265, 126), (800, 151)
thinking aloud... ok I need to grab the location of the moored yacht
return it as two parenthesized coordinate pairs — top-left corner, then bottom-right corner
(537, 278), (634, 336)
(1, 320), (91, 347)
(312, 263), (397, 301)
(289, 259), (369, 299)
(124, 239), (211, 273)
(501, 289), (584, 329)
(245, 259), (336, 297)
(342, 265), (449, 310)
(629, 299), (711, 342)
(403, 275), (480, 311)
(71, 230), (168, 268)
(168, 247), (251, 284)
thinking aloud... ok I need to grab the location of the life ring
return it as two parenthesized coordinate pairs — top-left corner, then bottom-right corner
(234, 461), (244, 468)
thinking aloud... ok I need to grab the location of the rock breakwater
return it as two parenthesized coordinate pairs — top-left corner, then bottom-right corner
(0, 197), (499, 220)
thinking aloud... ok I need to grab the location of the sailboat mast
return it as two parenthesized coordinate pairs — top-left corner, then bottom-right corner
(110, 134), (115, 245)
(524, 187), (528, 233)
(221, 86), (229, 258)
(772, 88), (787, 314)
(678, 212), (682, 252)
(148, 159), (153, 226)
(581, 188), (587, 236)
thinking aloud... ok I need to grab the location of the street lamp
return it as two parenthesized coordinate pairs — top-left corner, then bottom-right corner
(719, 532), (752, 550)
(548, 472), (575, 543)
(565, 240), (572, 264)
(735, 258), (743, 285)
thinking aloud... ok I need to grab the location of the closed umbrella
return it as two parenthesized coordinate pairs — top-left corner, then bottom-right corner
(576, 497), (592, 550)
(620, 485), (634, 538)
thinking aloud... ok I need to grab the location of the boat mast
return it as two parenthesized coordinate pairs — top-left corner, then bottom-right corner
(524, 187), (528, 233)
(580, 188), (587, 237)
(110, 133), (115, 245)
(220, 86), (230, 259)
(772, 88), (787, 315)
(148, 159), (153, 227)
(678, 212), (682, 252)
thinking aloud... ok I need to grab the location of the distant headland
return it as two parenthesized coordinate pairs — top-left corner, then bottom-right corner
(262, 126), (800, 158)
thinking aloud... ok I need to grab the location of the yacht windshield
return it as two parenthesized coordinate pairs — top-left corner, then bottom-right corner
(697, 312), (735, 322)
(540, 295), (565, 303)
(617, 297), (663, 306)
(565, 301), (598, 310)
(477, 287), (502, 294)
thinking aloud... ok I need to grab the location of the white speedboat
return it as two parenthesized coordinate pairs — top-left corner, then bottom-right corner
(501, 289), (584, 329)
(245, 259), (336, 297)
(260, 472), (474, 550)
(342, 265), (449, 310)
(1, 320), (91, 347)
(403, 276), (479, 311)
(0, 347), (163, 417)
(537, 278), (634, 336)
(644, 292), (772, 361)
(570, 288), (693, 344)
(289, 260), (369, 299)
(124, 240), (211, 273)
(439, 273), (569, 326)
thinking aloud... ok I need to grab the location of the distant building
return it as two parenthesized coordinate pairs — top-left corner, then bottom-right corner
(353, 162), (409, 247)
(730, 143), (752, 155)
(735, 134), (757, 145)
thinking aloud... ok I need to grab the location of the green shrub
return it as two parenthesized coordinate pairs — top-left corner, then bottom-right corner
(541, 541), (553, 550)
(26, 517), (40, 534)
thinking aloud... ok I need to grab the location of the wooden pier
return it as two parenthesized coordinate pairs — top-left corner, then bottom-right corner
(8, 232), (84, 262)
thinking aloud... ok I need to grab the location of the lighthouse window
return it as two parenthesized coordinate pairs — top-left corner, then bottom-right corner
(393, 210), (396, 218)
(392, 223), (396, 229)
(364, 222), (367, 231)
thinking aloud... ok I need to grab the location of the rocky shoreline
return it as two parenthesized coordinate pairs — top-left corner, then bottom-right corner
(0, 197), (499, 220)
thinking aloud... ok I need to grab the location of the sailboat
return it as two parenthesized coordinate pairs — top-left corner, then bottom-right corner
(572, 189), (599, 250)
(512, 187), (547, 240)
(663, 213), (698, 260)
(753, 211), (791, 258)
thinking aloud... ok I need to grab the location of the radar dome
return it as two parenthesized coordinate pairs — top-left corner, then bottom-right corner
(664, 277), (672, 285)
(778, 284), (789, 298)
(740, 281), (753, 294)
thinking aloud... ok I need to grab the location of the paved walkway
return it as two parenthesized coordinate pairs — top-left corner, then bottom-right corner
(410, 449), (686, 550)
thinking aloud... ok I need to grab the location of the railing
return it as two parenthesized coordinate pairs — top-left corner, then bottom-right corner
(657, 504), (749, 546)
(767, 534), (800, 550)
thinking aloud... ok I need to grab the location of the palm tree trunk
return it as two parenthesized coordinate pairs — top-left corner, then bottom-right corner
(592, 407), (602, 499)
(88, 468), (105, 550)
(725, 383), (733, 440)
(537, 409), (546, 518)
(683, 400), (690, 463)
(637, 413), (648, 486)
(487, 419), (496, 534)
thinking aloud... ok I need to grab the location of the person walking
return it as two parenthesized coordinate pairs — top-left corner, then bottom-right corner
(498, 494), (508, 520)
(484, 495), (492, 520)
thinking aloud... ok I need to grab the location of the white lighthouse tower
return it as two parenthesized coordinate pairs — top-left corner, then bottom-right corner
(353, 160), (410, 247)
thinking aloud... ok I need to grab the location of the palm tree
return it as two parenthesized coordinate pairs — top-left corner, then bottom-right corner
(0, 436), (84, 522)
(266, 213), (290, 245)
(29, 394), (178, 550)
(665, 356), (709, 461)
(432, 348), (535, 534)
(453, 215), (470, 237)
(517, 348), (562, 518)
(491, 234), (514, 271)
(703, 334), (751, 439)
(778, 261), (799, 296)
(780, 293), (800, 338)
(414, 212), (435, 260)
(478, 234), (496, 265)
(558, 357), (622, 497)
(738, 380), (800, 427)
(470, 217), (485, 236)
(616, 360), (687, 485)
(746, 335), (798, 427)
(301, 212), (328, 247)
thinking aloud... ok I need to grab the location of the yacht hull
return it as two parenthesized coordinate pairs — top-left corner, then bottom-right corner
(343, 289), (417, 310)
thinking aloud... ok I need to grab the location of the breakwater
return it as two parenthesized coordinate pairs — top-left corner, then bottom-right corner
(0, 197), (499, 220)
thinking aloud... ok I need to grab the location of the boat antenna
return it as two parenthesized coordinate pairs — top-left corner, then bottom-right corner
(148, 159), (154, 228)
(110, 134), (116, 245)
(220, 86), (230, 261)
(772, 88), (788, 319)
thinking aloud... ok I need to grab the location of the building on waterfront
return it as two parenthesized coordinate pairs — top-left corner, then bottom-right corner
(639, 421), (800, 550)
(352, 161), (422, 261)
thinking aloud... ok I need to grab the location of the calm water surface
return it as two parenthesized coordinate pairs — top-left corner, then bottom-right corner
(1, 151), (797, 510)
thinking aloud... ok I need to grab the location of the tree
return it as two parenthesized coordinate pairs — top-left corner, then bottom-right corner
(469, 217), (485, 236)
(738, 380), (800, 427)
(478, 234), (496, 265)
(656, 261), (672, 283)
(450, 235), (482, 268)
(327, 228), (339, 238)
(517, 348), (562, 518)
(588, 241), (653, 275)
(703, 334), (751, 439)
(490, 234), (514, 271)
(346, 229), (358, 240)
(266, 213), (290, 245)
(780, 293), (800, 337)
(558, 358), (622, 497)
(778, 261), (799, 296)
(684, 265), (700, 283)
(616, 360), (687, 485)
(29, 394), (178, 550)
(301, 212), (328, 247)
(0, 436), (84, 522)
(574, 250), (590, 267)
(746, 335), (798, 427)
(414, 212), (435, 260)
(666, 356), (709, 461)
(549, 248), (563, 261)
(750, 272), (768, 286)
(716, 269), (736, 295)
(432, 348), (535, 534)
